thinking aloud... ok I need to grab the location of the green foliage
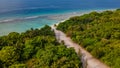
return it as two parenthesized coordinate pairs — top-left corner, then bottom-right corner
(9, 64), (27, 68)
(0, 46), (20, 66)
(57, 9), (120, 68)
(0, 25), (81, 68)
(34, 45), (81, 68)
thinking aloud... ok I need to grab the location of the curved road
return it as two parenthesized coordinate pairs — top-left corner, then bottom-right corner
(51, 26), (110, 68)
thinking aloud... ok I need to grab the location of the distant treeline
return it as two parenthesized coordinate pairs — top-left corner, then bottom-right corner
(57, 9), (120, 68)
(0, 25), (81, 68)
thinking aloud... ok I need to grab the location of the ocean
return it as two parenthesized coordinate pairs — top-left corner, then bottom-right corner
(0, 0), (120, 36)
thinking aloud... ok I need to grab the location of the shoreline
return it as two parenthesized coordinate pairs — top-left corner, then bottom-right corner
(0, 8), (117, 36)
(50, 8), (116, 28)
(0, 8), (116, 24)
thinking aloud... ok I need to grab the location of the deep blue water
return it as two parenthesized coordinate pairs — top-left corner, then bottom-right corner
(0, 0), (120, 36)
(0, 0), (120, 12)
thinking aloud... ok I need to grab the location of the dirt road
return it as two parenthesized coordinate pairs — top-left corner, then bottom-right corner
(51, 26), (110, 68)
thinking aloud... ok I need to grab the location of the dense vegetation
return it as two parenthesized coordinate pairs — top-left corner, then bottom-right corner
(57, 9), (120, 68)
(0, 25), (82, 68)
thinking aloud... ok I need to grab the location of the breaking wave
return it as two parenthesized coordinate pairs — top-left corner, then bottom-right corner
(0, 15), (48, 23)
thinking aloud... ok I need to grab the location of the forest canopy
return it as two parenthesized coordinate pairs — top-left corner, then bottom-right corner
(0, 25), (82, 68)
(57, 9), (120, 68)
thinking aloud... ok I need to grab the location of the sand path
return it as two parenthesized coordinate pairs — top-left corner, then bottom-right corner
(51, 26), (110, 68)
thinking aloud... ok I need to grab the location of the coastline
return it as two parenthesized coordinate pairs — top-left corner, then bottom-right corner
(0, 8), (117, 36)
(50, 8), (116, 28)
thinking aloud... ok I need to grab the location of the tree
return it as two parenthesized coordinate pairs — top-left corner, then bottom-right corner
(0, 46), (20, 66)
(9, 64), (26, 68)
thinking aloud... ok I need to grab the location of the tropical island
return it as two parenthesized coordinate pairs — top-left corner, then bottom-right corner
(0, 9), (120, 68)
(0, 25), (82, 68)
(57, 9), (120, 68)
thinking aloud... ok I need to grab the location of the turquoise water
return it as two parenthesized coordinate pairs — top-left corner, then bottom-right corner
(0, 17), (58, 35)
(0, 0), (120, 36)
(0, 8), (117, 36)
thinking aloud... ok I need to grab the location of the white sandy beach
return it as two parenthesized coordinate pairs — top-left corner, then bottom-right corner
(50, 8), (116, 27)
